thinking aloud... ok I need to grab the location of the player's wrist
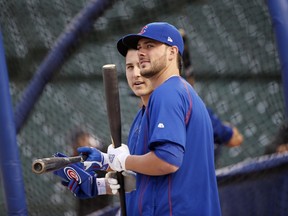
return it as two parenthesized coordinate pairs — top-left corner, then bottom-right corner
(102, 152), (109, 170)
(118, 152), (129, 170)
(96, 178), (107, 195)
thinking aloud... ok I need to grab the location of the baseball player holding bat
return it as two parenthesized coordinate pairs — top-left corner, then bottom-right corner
(53, 22), (222, 215)
(49, 47), (153, 214)
(106, 22), (222, 215)
(79, 22), (221, 215)
(38, 50), (146, 213)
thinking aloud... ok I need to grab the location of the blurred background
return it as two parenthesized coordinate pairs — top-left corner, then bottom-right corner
(0, 0), (286, 215)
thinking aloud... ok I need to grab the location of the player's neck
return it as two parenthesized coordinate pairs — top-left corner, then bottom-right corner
(141, 94), (150, 106)
(150, 64), (179, 88)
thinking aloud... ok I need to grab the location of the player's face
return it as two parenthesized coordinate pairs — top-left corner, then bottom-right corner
(76, 135), (100, 148)
(137, 38), (168, 78)
(126, 49), (153, 98)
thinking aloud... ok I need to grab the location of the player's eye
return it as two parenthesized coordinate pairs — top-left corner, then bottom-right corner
(126, 65), (133, 70)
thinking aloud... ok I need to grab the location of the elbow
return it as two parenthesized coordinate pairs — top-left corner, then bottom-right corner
(151, 151), (180, 175)
(168, 164), (179, 173)
(158, 163), (179, 175)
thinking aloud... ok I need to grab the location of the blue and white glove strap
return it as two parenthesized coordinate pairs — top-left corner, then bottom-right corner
(83, 153), (109, 171)
(96, 178), (106, 195)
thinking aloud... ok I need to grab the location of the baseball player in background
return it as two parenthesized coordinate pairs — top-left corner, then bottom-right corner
(180, 28), (244, 163)
(103, 22), (222, 215)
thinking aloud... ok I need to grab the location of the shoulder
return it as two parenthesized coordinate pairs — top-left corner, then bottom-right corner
(152, 77), (193, 98)
(149, 77), (195, 112)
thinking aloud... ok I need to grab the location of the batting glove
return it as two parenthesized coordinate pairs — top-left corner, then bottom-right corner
(62, 175), (107, 199)
(53, 152), (105, 197)
(61, 178), (88, 199)
(77, 146), (109, 171)
(105, 170), (136, 195)
(54, 163), (107, 198)
(107, 144), (130, 172)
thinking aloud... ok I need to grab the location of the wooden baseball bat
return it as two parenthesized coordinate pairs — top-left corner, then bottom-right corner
(102, 64), (127, 216)
(32, 155), (87, 174)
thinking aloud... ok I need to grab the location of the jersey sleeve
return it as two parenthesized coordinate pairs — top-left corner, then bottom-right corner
(152, 142), (184, 167)
(147, 85), (187, 150)
(206, 107), (233, 145)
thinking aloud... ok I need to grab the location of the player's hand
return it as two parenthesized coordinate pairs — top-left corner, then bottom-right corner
(225, 125), (244, 147)
(62, 178), (87, 199)
(105, 171), (136, 194)
(62, 174), (107, 199)
(54, 164), (106, 198)
(107, 144), (130, 171)
(77, 146), (109, 171)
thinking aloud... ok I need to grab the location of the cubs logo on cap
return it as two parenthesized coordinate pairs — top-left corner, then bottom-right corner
(139, 25), (148, 35)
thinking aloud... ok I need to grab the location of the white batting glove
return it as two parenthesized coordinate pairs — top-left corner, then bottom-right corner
(106, 172), (119, 195)
(105, 171), (136, 195)
(107, 144), (130, 171)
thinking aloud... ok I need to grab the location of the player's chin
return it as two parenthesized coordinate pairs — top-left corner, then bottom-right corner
(133, 87), (147, 96)
(140, 63), (151, 72)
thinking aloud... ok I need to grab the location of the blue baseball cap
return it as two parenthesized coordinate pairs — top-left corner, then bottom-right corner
(120, 22), (184, 56)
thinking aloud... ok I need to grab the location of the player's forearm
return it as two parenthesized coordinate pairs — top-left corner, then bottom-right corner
(125, 151), (178, 176)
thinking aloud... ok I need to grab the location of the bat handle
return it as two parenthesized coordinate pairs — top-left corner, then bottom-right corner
(117, 171), (127, 215)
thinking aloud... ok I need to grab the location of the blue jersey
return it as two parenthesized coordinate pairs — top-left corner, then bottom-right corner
(126, 76), (221, 216)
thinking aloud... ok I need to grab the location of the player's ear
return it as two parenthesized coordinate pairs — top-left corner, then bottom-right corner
(168, 46), (178, 61)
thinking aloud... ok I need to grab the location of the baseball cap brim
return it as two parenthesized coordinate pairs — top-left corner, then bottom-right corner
(117, 38), (128, 57)
(122, 33), (184, 56)
(117, 36), (141, 57)
(122, 34), (148, 51)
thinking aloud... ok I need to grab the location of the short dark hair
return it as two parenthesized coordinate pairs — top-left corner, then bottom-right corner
(178, 53), (183, 73)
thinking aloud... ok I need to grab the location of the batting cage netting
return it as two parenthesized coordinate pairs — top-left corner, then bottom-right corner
(0, 0), (287, 215)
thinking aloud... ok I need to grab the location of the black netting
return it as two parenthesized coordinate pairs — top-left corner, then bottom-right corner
(0, 0), (285, 215)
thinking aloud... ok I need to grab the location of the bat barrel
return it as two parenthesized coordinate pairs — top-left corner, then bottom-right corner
(102, 64), (122, 147)
(31, 155), (86, 174)
(32, 159), (46, 174)
(102, 64), (127, 215)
